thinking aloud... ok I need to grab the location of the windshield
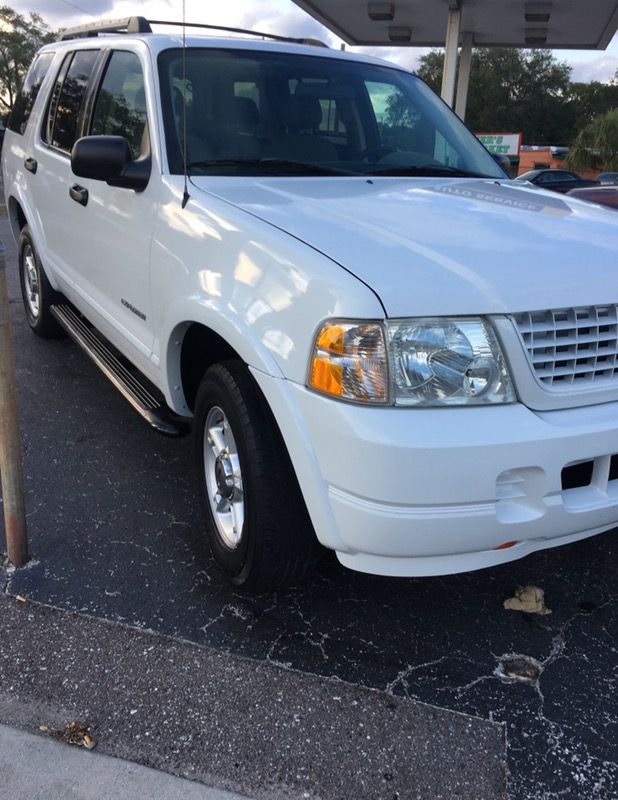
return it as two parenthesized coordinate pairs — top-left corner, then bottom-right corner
(158, 48), (504, 179)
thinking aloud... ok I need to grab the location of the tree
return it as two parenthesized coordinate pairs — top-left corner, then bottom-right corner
(416, 48), (574, 144)
(567, 109), (618, 171)
(415, 50), (444, 95)
(0, 6), (53, 114)
(566, 81), (618, 130)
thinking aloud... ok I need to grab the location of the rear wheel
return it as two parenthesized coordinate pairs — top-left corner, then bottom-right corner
(194, 360), (318, 591)
(18, 225), (63, 338)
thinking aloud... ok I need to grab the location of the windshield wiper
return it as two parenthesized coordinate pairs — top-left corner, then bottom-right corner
(368, 165), (492, 178)
(187, 158), (361, 176)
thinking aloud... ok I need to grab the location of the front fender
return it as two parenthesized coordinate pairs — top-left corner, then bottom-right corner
(160, 297), (286, 413)
(152, 179), (384, 411)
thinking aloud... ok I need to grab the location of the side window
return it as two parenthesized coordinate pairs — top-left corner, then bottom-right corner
(91, 51), (148, 159)
(45, 49), (99, 153)
(7, 53), (55, 135)
(434, 130), (462, 168)
(365, 81), (420, 151)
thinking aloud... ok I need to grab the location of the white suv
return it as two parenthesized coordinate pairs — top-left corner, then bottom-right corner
(4, 17), (618, 590)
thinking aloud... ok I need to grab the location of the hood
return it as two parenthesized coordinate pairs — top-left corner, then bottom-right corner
(191, 175), (618, 317)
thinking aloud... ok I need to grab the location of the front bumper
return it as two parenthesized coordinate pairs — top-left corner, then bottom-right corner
(283, 382), (618, 576)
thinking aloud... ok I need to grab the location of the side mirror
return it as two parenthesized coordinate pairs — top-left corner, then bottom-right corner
(71, 135), (150, 192)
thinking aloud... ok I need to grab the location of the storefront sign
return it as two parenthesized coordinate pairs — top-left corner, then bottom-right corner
(476, 133), (522, 157)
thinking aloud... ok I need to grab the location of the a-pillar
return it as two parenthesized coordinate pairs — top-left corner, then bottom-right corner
(440, 2), (462, 108)
(455, 31), (473, 120)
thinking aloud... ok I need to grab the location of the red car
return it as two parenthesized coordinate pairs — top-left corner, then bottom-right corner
(567, 186), (618, 210)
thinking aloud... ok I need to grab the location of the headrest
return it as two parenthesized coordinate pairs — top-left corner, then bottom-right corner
(288, 95), (322, 132)
(232, 96), (260, 129)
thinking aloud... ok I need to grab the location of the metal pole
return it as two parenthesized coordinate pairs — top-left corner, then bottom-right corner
(440, 5), (462, 108)
(0, 240), (28, 566)
(455, 32), (474, 121)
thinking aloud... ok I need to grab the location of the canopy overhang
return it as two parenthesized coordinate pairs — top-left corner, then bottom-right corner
(293, 0), (618, 50)
(293, 1), (618, 118)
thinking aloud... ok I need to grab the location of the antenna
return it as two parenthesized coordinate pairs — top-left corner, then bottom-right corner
(181, 0), (190, 209)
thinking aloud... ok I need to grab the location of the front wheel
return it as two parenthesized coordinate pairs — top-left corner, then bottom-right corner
(18, 225), (63, 338)
(194, 361), (319, 592)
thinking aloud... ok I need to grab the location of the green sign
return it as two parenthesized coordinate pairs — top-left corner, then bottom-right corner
(476, 133), (522, 158)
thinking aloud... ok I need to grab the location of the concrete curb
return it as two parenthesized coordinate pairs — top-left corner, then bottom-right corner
(0, 723), (251, 800)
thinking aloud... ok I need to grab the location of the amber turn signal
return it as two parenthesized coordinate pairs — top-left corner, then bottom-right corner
(308, 321), (388, 404)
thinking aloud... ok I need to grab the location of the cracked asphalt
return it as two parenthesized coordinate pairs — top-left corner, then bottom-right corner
(0, 594), (507, 800)
(0, 215), (617, 799)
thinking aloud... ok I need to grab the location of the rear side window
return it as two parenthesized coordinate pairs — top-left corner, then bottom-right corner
(7, 53), (55, 135)
(90, 51), (148, 159)
(45, 49), (99, 153)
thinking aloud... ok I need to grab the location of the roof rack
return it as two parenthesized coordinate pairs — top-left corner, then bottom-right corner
(150, 20), (329, 47)
(57, 16), (329, 47)
(57, 17), (151, 40)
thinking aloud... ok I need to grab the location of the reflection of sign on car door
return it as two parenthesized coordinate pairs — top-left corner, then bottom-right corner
(476, 133), (522, 157)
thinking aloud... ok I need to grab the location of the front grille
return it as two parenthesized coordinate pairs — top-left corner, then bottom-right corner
(514, 305), (618, 388)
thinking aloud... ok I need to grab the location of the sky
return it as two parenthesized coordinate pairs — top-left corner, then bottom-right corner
(11, 0), (618, 83)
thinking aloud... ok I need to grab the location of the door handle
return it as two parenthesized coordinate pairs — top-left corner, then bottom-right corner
(24, 157), (37, 174)
(69, 184), (88, 206)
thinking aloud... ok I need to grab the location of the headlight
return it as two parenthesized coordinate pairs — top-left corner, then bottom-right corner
(308, 317), (514, 406)
(387, 317), (514, 406)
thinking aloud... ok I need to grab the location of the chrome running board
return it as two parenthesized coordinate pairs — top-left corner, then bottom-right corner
(51, 303), (190, 438)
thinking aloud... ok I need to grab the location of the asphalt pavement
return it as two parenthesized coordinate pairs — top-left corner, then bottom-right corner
(0, 593), (505, 800)
(0, 213), (616, 799)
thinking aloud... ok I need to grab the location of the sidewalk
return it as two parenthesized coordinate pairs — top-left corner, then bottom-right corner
(0, 724), (250, 800)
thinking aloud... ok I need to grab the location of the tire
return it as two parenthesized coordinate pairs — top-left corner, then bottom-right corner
(194, 360), (319, 592)
(18, 224), (63, 338)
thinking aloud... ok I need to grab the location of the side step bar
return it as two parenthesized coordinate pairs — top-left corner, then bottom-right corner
(51, 304), (190, 438)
